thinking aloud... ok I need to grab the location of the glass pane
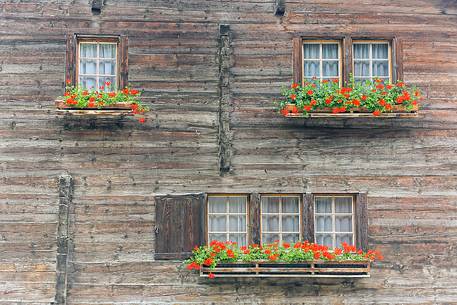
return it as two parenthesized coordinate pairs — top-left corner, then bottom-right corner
(79, 77), (96, 90)
(80, 60), (96, 75)
(322, 61), (339, 77)
(335, 197), (352, 213)
(229, 233), (246, 246)
(315, 197), (332, 213)
(262, 197), (279, 213)
(208, 197), (226, 213)
(315, 215), (332, 232)
(354, 61), (370, 77)
(209, 233), (227, 243)
(262, 233), (279, 244)
(229, 216), (246, 232)
(80, 44), (97, 58)
(229, 196), (246, 213)
(282, 233), (299, 244)
(354, 44), (369, 59)
(100, 44), (116, 59)
(282, 215), (299, 232)
(209, 215), (226, 232)
(316, 234), (333, 248)
(262, 215), (279, 232)
(99, 60), (116, 75)
(99, 76), (116, 91)
(372, 43), (388, 59)
(322, 44), (338, 59)
(335, 216), (352, 232)
(336, 234), (353, 247)
(304, 44), (320, 59)
(282, 197), (299, 213)
(304, 61), (320, 78)
(373, 60), (389, 77)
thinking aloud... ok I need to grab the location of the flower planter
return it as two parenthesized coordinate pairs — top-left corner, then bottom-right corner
(55, 100), (134, 116)
(282, 103), (419, 118)
(200, 260), (371, 278)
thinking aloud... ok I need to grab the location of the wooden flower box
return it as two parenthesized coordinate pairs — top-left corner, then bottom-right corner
(200, 260), (370, 278)
(55, 100), (134, 116)
(283, 104), (419, 118)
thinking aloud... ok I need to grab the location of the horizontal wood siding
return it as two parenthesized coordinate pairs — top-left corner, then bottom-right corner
(0, 0), (456, 304)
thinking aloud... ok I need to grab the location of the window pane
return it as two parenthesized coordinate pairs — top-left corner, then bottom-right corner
(99, 60), (116, 75)
(316, 234), (333, 248)
(304, 61), (320, 78)
(354, 61), (370, 77)
(282, 233), (299, 244)
(209, 233), (227, 242)
(372, 60), (389, 77)
(262, 233), (279, 244)
(304, 44), (320, 59)
(282, 215), (299, 232)
(229, 233), (246, 246)
(229, 196), (246, 213)
(208, 197), (226, 213)
(315, 215), (332, 232)
(354, 44), (369, 59)
(335, 197), (352, 213)
(372, 44), (388, 59)
(336, 234), (353, 247)
(262, 215), (279, 232)
(79, 77), (96, 90)
(335, 216), (352, 232)
(80, 60), (97, 75)
(315, 197), (332, 213)
(282, 197), (299, 213)
(100, 44), (116, 59)
(322, 61), (338, 77)
(229, 215), (246, 232)
(209, 215), (226, 232)
(262, 197), (279, 213)
(80, 44), (97, 58)
(322, 44), (338, 59)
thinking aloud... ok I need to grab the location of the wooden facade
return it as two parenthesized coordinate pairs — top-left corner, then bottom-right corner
(0, 0), (456, 304)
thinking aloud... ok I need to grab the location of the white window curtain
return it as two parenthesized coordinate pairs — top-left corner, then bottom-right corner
(353, 42), (390, 83)
(315, 196), (354, 248)
(208, 196), (247, 246)
(79, 42), (117, 91)
(261, 196), (300, 244)
(303, 42), (340, 82)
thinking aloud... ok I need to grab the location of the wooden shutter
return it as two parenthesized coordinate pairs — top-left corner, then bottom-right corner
(302, 193), (314, 242)
(65, 34), (77, 87)
(392, 37), (403, 82)
(355, 192), (368, 251)
(154, 193), (206, 260)
(118, 35), (129, 89)
(292, 37), (303, 85)
(248, 193), (261, 245)
(342, 36), (353, 85)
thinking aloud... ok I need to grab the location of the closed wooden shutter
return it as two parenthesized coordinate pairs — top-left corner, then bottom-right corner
(292, 37), (303, 84)
(154, 193), (206, 260)
(118, 35), (129, 89)
(392, 37), (403, 82)
(355, 192), (368, 251)
(65, 34), (77, 87)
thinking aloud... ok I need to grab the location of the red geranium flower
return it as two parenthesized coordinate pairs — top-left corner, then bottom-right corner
(307, 90), (314, 95)
(208, 273), (215, 279)
(304, 105), (312, 112)
(226, 249), (234, 258)
(289, 94), (297, 100)
(291, 83), (299, 89)
(352, 99), (360, 106)
(372, 110), (381, 116)
(203, 258), (213, 266)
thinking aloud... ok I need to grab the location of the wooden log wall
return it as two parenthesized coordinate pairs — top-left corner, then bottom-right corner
(0, 0), (456, 304)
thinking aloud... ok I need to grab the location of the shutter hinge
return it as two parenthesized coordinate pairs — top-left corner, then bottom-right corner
(154, 226), (159, 234)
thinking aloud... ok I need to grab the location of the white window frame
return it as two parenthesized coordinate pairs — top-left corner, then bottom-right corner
(260, 194), (302, 244)
(77, 41), (118, 90)
(302, 40), (342, 86)
(352, 40), (392, 83)
(314, 195), (355, 248)
(207, 195), (248, 245)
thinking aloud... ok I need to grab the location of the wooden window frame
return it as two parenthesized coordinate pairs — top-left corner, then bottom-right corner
(206, 194), (249, 246)
(293, 35), (403, 85)
(352, 40), (392, 83)
(65, 34), (128, 90)
(259, 194), (302, 244)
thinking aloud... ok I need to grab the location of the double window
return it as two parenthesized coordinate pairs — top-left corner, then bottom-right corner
(295, 36), (402, 85)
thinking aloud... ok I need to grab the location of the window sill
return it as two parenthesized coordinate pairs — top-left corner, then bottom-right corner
(200, 260), (370, 278)
(55, 100), (134, 116)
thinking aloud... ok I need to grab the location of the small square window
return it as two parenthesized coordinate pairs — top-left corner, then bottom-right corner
(302, 40), (342, 85)
(353, 41), (391, 83)
(78, 42), (117, 91)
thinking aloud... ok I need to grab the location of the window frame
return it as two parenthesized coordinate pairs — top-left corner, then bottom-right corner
(65, 34), (128, 90)
(352, 40), (392, 83)
(293, 35), (403, 86)
(302, 40), (343, 86)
